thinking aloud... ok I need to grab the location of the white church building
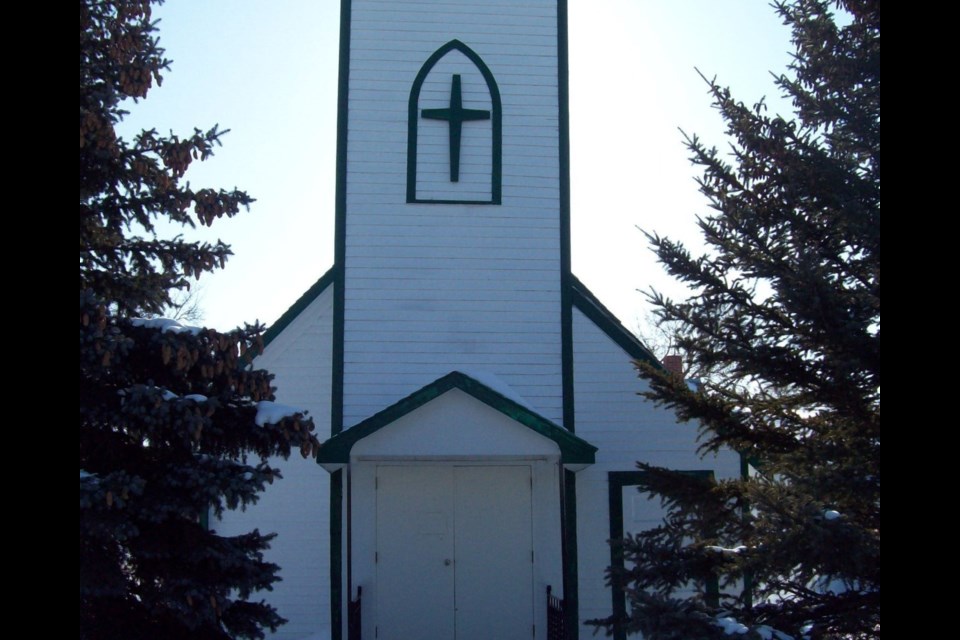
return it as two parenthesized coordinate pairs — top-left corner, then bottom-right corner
(217, 1), (740, 639)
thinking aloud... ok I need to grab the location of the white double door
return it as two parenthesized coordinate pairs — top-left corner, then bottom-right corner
(376, 465), (534, 640)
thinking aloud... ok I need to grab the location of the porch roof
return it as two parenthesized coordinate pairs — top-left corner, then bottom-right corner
(317, 371), (597, 465)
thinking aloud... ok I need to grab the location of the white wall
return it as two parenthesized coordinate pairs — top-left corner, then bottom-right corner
(571, 307), (740, 631)
(216, 285), (335, 639)
(342, 0), (564, 428)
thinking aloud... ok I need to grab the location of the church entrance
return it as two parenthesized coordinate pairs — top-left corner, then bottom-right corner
(375, 464), (534, 640)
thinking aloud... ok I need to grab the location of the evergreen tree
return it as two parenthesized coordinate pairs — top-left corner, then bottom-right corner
(593, 1), (879, 638)
(80, 2), (320, 638)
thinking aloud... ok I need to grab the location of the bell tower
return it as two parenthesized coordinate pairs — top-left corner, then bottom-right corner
(334, 0), (570, 431)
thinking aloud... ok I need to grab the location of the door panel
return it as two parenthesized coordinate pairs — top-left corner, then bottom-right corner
(376, 466), (455, 640)
(454, 466), (533, 640)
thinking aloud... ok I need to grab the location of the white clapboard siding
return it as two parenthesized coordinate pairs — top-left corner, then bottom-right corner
(215, 285), (334, 639)
(343, 0), (563, 427)
(571, 306), (741, 628)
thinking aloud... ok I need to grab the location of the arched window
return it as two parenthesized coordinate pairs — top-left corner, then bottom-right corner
(407, 39), (502, 204)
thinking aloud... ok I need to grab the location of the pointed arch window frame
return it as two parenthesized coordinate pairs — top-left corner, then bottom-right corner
(407, 39), (502, 205)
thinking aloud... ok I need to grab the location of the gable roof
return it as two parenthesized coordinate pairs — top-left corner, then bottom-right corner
(263, 267), (661, 370)
(317, 370), (597, 465)
(262, 266), (337, 347)
(569, 273), (661, 368)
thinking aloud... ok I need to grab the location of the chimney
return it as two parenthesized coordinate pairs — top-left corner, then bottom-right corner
(662, 354), (683, 377)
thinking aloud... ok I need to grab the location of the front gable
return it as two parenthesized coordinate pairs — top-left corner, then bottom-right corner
(317, 371), (596, 466)
(354, 388), (557, 458)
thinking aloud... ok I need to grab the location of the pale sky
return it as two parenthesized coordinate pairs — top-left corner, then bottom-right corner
(122, 0), (793, 335)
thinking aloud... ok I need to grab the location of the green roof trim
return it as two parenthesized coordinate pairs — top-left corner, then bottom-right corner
(570, 274), (661, 369)
(558, 3), (580, 631)
(260, 269), (658, 371)
(317, 371), (597, 465)
(261, 266), (336, 348)
(330, 0), (352, 634)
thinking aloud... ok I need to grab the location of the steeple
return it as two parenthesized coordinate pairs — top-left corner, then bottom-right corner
(335, 0), (569, 430)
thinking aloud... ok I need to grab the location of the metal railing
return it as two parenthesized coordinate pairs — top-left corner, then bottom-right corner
(348, 586), (362, 640)
(546, 585), (566, 640)
(346, 584), (564, 639)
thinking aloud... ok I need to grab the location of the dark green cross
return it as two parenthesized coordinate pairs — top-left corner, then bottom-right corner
(421, 74), (490, 182)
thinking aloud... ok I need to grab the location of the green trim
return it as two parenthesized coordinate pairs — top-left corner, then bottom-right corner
(607, 476), (627, 640)
(262, 267), (336, 348)
(332, 0), (351, 439)
(330, 470), (343, 640)
(738, 451), (754, 607)
(317, 371), (597, 464)
(330, 1), (351, 637)
(741, 453), (762, 474)
(705, 573), (720, 609)
(558, 6), (579, 634)
(562, 468), (580, 640)
(399, 198), (502, 205)
(570, 274), (661, 369)
(607, 470), (714, 640)
(559, 0), (575, 439)
(406, 39), (502, 205)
